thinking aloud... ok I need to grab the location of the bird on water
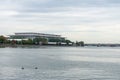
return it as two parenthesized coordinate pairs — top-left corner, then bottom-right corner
(21, 67), (24, 70)
(35, 67), (38, 69)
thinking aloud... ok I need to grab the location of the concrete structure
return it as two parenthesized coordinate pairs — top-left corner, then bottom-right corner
(8, 32), (66, 44)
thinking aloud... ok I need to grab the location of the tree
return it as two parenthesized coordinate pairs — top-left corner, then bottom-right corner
(0, 36), (6, 44)
(79, 41), (84, 47)
(33, 37), (47, 45)
(76, 41), (84, 47)
(26, 39), (33, 45)
(21, 40), (27, 45)
(6, 40), (11, 44)
(65, 40), (72, 45)
(76, 41), (80, 46)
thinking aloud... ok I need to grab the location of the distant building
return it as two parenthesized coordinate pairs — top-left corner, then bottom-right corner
(8, 32), (66, 45)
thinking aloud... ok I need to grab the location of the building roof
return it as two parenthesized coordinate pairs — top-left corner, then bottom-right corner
(9, 32), (65, 38)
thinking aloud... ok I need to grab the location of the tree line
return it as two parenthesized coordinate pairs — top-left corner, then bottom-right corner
(0, 35), (84, 46)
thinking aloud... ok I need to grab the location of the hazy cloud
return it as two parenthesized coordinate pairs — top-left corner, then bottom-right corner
(0, 0), (120, 43)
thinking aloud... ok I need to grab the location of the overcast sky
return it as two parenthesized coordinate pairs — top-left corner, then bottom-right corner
(0, 0), (120, 43)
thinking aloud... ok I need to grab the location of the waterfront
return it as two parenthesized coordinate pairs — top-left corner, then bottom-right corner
(0, 47), (120, 80)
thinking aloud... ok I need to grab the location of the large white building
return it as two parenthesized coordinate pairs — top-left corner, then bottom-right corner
(8, 32), (66, 43)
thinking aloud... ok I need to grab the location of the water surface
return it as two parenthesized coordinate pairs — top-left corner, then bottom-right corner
(0, 47), (120, 80)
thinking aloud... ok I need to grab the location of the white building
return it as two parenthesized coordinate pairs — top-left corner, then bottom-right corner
(8, 32), (66, 44)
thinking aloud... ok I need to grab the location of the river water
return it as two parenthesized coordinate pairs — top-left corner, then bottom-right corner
(0, 47), (120, 80)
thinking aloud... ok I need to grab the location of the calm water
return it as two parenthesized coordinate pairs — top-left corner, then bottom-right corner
(0, 47), (120, 80)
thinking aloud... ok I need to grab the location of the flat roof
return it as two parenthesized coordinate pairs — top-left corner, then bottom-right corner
(8, 32), (66, 38)
(14, 32), (61, 37)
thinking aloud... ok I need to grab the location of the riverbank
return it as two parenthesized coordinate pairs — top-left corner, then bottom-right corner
(0, 44), (75, 48)
(1, 44), (120, 48)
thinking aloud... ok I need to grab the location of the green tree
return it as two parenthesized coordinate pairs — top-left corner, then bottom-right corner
(26, 39), (33, 45)
(65, 40), (72, 45)
(79, 41), (84, 47)
(76, 41), (84, 47)
(21, 40), (27, 45)
(33, 37), (47, 45)
(6, 40), (11, 44)
(0, 36), (6, 44)
(76, 41), (79, 46)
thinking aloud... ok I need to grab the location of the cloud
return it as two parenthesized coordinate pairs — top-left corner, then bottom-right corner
(0, 0), (120, 43)
(0, 10), (18, 17)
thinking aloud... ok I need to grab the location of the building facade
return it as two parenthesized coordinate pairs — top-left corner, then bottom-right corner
(8, 32), (66, 45)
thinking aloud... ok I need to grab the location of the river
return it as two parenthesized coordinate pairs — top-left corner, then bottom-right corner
(0, 47), (120, 80)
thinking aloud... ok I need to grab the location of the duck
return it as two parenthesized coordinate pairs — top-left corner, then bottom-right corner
(21, 67), (24, 70)
(35, 67), (38, 69)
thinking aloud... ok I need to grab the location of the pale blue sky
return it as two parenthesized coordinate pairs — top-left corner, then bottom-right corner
(0, 0), (120, 43)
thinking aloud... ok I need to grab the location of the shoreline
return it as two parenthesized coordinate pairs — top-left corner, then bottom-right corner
(0, 44), (120, 48)
(0, 44), (75, 48)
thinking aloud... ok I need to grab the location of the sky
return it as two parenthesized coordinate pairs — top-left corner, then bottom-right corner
(0, 0), (120, 43)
